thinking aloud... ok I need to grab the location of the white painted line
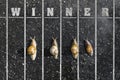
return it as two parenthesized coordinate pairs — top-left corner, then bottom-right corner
(77, 0), (79, 80)
(115, 17), (120, 19)
(42, 0), (44, 80)
(6, 0), (8, 80)
(79, 17), (94, 19)
(113, 0), (115, 80)
(0, 17), (117, 19)
(24, 0), (26, 80)
(95, 0), (97, 80)
(63, 17), (77, 19)
(0, 17), (6, 18)
(45, 17), (59, 18)
(60, 0), (62, 80)
(27, 17), (42, 18)
(9, 17), (24, 18)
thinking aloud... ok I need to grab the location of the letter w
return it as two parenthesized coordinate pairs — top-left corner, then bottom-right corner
(11, 8), (21, 16)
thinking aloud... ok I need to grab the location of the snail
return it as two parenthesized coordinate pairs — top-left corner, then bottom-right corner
(84, 40), (93, 56)
(50, 37), (59, 59)
(27, 36), (37, 60)
(71, 38), (79, 59)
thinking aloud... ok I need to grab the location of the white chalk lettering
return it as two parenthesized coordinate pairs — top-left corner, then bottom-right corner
(84, 8), (91, 16)
(9, 7), (110, 17)
(102, 8), (109, 16)
(47, 8), (54, 16)
(11, 8), (21, 16)
(32, 8), (36, 16)
(66, 8), (72, 16)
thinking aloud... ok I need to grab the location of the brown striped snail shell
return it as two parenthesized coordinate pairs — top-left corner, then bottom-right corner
(71, 38), (79, 59)
(85, 40), (93, 56)
(27, 36), (37, 60)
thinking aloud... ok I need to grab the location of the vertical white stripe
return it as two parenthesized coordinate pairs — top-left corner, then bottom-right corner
(77, 0), (79, 80)
(95, 0), (97, 80)
(24, 0), (26, 80)
(113, 0), (115, 80)
(42, 0), (44, 80)
(6, 0), (8, 80)
(60, 0), (62, 80)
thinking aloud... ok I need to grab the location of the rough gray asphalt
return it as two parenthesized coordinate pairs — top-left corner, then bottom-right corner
(0, 0), (120, 80)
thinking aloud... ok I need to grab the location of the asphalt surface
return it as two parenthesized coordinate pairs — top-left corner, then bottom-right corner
(0, 0), (120, 80)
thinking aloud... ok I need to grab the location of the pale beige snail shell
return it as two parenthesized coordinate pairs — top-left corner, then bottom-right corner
(85, 40), (93, 56)
(71, 38), (79, 59)
(50, 37), (59, 59)
(27, 36), (37, 60)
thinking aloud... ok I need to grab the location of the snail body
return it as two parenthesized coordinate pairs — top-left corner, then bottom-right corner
(71, 38), (79, 59)
(85, 40), (93, 56)
(27, 37), (37, 60)
(50, 37), (59, 59)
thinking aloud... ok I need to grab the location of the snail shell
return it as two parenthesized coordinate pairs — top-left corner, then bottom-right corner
(50, 37), (59, 59)
(85, 40), (93, 56)
(27, 36), (37, 60)
(71, 38), (79, 59)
